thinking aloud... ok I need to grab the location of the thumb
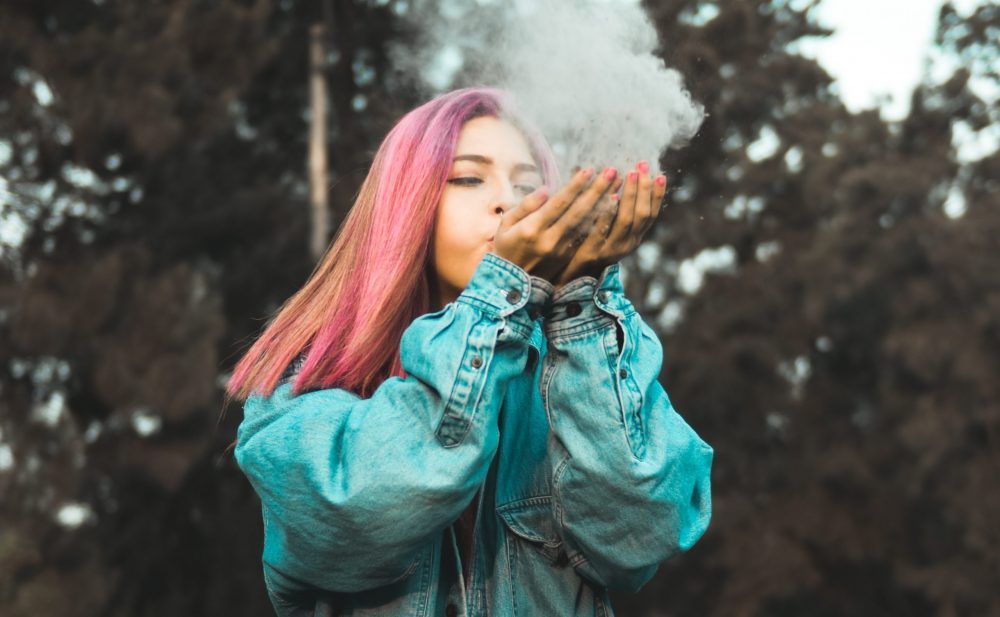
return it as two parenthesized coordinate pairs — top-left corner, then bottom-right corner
(503, 186), (549, 226)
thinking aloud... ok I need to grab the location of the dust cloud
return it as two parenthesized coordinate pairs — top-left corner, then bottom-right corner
(390, 0), (705, 179)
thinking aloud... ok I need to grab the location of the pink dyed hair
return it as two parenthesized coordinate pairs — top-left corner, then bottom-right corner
(224, 86), (561, 405)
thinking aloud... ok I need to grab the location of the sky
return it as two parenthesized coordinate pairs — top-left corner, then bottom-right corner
(790, 0), (990, 122)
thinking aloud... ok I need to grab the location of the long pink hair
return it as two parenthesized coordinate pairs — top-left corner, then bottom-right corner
(223, 87), (560, 407)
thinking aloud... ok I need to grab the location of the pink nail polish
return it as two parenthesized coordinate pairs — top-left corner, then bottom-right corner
(637, 160), (649, 174)
(628, 171), (638, 182)
(655, 175), (666, 187)
(603, 167), (617, 181)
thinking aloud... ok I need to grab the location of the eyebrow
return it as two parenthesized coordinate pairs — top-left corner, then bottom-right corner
(453, 154), (540, 174)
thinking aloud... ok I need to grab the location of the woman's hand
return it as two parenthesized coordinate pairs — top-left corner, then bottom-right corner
(492, 166), (620, 284)
(550, 160), (667, 288)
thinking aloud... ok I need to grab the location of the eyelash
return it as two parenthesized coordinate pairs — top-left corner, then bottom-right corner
(448, 177), (537, 193)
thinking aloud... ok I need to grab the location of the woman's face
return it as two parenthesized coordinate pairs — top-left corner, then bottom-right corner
(430, 115), (544, 311)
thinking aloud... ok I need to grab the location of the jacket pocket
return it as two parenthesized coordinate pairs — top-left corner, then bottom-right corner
(494, 496), (566, 565)
(497, 496), (612, 617)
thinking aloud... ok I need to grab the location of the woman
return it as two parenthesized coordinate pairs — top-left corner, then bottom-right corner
(226, 87), (713, 616)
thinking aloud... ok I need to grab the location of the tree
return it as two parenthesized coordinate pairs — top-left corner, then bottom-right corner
(0, 0), (995, 615)
(0, 1), (413, 614)
(607, 1), (999, 615)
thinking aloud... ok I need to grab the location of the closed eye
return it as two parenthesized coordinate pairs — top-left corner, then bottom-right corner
(447, 177), (538, 194)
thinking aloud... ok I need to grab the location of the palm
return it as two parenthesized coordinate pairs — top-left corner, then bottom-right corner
(551, 162), (667, 290)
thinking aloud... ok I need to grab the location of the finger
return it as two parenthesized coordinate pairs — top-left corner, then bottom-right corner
(590, 184), (619, 244)
(607, 177), (624, 238)
(636, 172), (667, 241)
(531, 167), (594, 229)
(610, 175), (624, 197)
(653, 174), (668, 219)
(569, 173), (622, 251)
(554, 166), (618, 240)
(565, 173), (625, 269)
(610, 168), (639, 243)
(634, 160), (654, 238)
(504, 185), (550, 226)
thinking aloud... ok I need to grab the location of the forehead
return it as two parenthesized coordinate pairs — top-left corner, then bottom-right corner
(453, 116), (535, 162)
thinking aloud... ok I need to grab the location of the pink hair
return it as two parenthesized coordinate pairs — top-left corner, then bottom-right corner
(223, 86), (561, 407)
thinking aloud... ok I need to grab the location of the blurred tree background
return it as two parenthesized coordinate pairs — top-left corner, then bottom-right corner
(0, 0), (996, 615)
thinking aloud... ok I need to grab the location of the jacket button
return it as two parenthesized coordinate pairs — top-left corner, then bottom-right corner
(565, 301), (582, 317)
(446, 604), (458, 617)
(471, 356), (483, 369)
(619, 368), (628, 379)
(506, 289), (522, 304)
(598, 290), (610, 303)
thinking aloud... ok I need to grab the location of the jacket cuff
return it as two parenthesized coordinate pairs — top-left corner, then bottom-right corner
(459, 252), (555, 339)
(544, 262), (633, 329)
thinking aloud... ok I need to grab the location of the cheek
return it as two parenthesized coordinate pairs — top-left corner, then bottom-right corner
(435, 194), (483, 252)
(433, 196), (489, 288)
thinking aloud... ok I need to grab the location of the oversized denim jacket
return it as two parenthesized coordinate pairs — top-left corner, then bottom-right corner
(235, 251), (714, 617)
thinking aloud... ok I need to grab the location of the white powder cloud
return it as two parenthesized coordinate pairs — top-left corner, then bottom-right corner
(392, 0), (705, 176)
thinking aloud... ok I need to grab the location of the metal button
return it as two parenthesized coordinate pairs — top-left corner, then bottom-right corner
(471, 356), (483, 369)
(565, 301), (582, 317)
(598, 290), (611, 303)
(506, 289), (522, 304)
(619, 368), (628, 379)
(446, 604), (458, 617)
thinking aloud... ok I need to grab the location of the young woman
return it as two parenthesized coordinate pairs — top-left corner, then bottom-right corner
(226, 87), (713, 617)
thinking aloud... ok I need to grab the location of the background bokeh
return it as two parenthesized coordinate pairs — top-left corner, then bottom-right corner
(1, 1), (997, 615)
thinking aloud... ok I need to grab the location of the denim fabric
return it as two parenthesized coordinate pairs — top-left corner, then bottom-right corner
(235, 252), (714, 617)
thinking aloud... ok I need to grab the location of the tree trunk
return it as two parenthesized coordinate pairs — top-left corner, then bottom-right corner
(308, 22), (329, 261)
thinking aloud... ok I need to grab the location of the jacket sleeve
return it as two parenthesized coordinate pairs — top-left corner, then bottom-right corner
(234, 252), (553, 598)
(534, 263), (714, 593)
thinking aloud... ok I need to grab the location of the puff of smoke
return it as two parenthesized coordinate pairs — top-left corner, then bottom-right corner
(391, 0), (705, 175)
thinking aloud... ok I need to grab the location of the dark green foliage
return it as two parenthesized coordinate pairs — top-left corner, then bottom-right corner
(0, 1), (995, 615)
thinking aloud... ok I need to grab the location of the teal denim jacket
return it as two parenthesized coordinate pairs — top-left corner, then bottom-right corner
(235, 252), (714, 617)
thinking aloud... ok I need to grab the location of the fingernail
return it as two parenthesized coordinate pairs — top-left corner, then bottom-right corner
(628, 170), (638, 182)
(603, 167), (617, 181)
(637, 160), (649, 174)
(655, 175), (666, 187)
(581, 167), (593, 178)
(611, 193), (620, 202)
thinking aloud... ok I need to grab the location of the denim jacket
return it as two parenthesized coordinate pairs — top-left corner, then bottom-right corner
(235, 252), (714, 617)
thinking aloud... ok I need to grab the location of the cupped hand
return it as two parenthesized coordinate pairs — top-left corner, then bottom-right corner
(491, 165), (620, 284)
(549, 160), (667, 288)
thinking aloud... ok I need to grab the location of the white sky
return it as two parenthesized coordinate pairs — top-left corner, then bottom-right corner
(791, 0), (990, 121)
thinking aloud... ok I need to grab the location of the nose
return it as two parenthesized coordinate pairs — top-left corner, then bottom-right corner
(492, 181), (517, 219)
